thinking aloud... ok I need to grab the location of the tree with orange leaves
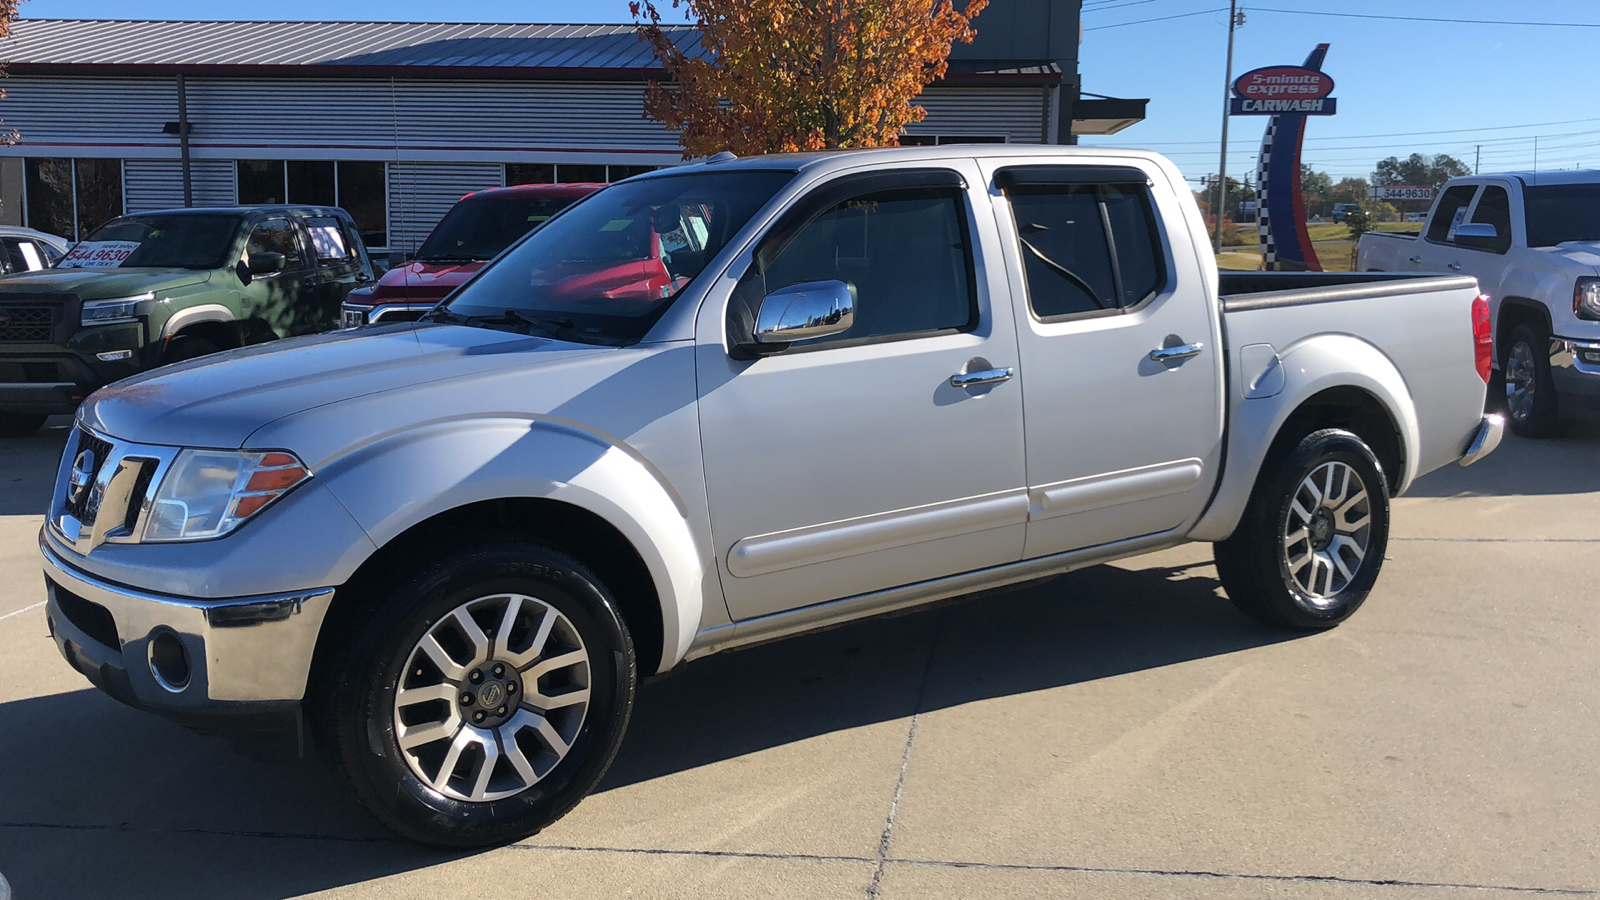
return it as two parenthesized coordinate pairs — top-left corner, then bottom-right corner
(632, 0), (988, 158)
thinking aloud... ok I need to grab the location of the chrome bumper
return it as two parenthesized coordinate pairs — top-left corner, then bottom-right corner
(40, 534), (335, 714)
(1459, 413), (1504, 467)
(1550, 337), (1600, 419)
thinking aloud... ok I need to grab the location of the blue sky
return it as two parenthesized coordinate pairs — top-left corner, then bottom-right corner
(16, 0), (1600, 183)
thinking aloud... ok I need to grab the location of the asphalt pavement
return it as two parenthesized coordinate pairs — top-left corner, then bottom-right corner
(0, 416), (1595, 899)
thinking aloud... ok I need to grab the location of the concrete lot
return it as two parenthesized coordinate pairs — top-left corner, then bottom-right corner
(0, 417), (1596, 899)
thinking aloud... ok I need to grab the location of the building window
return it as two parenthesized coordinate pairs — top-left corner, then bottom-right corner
(898, 134), (1007, 146)
(24, 158), (125, 241)
(504, 163), (662, 187)
(237, 160), (387, 248)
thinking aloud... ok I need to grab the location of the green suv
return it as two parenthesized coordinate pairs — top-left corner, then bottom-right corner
(0, 205), (375, 436)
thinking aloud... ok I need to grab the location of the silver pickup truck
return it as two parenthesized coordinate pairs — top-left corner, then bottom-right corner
(39, 147), (1500, 848)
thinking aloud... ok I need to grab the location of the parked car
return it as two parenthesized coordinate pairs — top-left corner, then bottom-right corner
(341, 183), (602, 327)
(40, 147), (1498, 848)
(0, 205), (375, 436)
(0, 225), (70, 274)
(1356, 170), (1600, 436)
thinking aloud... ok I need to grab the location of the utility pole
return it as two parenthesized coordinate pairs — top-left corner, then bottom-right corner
(1534, 135), (1540, 172)
(1213, 0), (1242, 253)
(1474, 145), (1480, 175)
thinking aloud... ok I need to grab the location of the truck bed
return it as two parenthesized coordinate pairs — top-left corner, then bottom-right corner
(1218, 271), (1474, 310)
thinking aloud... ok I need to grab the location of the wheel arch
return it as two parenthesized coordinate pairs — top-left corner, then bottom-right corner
(1190, 335), (1415, 542)
(1495, 297), (1553, 358)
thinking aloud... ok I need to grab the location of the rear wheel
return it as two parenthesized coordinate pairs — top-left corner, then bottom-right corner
(0, 413), (47, 438)
(1502, 323), (1562, 438)
(1215, 428), (1390, 630)
(313, 540), (636, 848)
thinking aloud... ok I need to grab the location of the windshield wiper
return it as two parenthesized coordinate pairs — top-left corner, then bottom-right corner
(498, 308), (576, 338)
(424, 306), (582, 340)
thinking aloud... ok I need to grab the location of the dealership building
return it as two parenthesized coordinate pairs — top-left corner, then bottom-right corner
(0, 0), (1145, 253)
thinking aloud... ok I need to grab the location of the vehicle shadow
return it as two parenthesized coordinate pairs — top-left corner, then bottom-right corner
(0, 417), (71, 516)
(0, 558), (1295, 898)
(1402, 422), (1600, 499)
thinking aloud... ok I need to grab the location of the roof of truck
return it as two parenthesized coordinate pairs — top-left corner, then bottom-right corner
(635, 145), (1171, 179)
(1476, 170), (1600, 186)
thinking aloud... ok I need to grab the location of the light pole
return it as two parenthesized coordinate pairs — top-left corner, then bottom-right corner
(1213, 0), (1243, 253)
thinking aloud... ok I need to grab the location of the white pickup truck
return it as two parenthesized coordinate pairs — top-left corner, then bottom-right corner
(40, 146), (1499, 848)
(1357, 171), (1600, 436)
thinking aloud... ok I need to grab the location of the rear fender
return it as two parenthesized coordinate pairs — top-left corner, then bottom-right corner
(317, 416), (704, 674)
(1189, 334), (1418, 542)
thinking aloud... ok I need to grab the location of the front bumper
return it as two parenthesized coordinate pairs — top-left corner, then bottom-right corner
(41, 535), (334, 735)
(1551, 337), (1600, 420)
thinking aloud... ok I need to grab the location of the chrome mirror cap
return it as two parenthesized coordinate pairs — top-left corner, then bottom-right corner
(754, 280), (856, 345)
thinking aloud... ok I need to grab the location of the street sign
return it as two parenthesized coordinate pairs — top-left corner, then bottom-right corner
(1369, 185), (1434, 201)
(1230, 65), (1337, 116)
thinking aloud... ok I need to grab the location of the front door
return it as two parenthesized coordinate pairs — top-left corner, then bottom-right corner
(980, 159), (1225, 558)
(1408, 183), (1481, 274)
(240, 216), (316, 336)
(696, 164), (1028, 621)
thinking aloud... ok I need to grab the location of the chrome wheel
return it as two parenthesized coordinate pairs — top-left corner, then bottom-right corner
(1282, 461), (1371, 604)
(1505, 340), (1536, 423)
(393, 593), (591, 802)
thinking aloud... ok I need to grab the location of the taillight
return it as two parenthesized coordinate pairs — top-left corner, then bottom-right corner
(1471, 293), (1493, 383)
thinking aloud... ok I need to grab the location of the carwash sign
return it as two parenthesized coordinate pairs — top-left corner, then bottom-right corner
(1230, 65), (1337, 116)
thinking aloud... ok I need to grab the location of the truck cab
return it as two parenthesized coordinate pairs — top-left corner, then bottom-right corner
(0, 205), (375, 436)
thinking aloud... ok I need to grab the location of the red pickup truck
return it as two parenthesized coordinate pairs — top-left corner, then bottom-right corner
(340, 183), (602, 327)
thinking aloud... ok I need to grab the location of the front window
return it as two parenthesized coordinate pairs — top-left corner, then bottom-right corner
(1524, 183), (1600, 248)
(61, 214), (242, 270)
(439, 170), (793, 345)
(416, 194), (589, 263)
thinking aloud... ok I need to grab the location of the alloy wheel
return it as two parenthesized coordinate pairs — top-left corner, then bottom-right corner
(1282, 461), (1372, 603)
(1505, 340), (1536, 423)
(392, 593), (591, 802)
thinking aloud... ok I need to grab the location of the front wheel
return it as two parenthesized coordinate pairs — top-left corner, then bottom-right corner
(1215, 429), (1391, 630)
(1502, 323), (1562, 438)
(313, 540), (636, 848)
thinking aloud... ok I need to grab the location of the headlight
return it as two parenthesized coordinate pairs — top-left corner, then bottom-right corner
(81, 292), (154, 326)
(144, 449), (310, 542)
(1575, 278), (1600, 321)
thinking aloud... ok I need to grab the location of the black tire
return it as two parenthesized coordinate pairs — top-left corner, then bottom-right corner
(161, 334), (222, 365)
(312, 540), (636, 848)
(1214, 428), (1391, 630)
(0, 413), (47, 438)
(1501, 323), (1562, 438)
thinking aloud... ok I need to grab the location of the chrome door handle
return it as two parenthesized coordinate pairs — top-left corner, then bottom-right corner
(1149, 342), (1204, 363)
(951, 367), (1014, 388)
(1447, 262), (1462, 271)
(1408, 255), (1423, 264)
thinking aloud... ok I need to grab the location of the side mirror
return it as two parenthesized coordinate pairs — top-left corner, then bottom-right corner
(753, 280), (856, 347)
(247, 251), (287, 274)
(388, 250), (408, 268)
(1453, 222), (1502, 251)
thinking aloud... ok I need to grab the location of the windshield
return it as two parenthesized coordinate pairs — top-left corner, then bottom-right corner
(440, 170), (794, 345)
(64, 214), (242, 269)
(1524, 183), (1600, 247)
(417, 193), (592, 262)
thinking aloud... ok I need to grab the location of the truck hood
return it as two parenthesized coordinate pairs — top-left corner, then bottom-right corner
(350, 260), (484, 304)
(0, 267), (211, 298)
(1548, 242), (1600, 272)
(79, 323), (609, 448)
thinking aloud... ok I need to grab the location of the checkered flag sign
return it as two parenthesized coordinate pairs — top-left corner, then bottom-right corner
(1257, 118), (1277, 268)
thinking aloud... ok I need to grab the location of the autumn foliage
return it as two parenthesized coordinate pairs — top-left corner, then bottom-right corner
(632, 0), (988, 158)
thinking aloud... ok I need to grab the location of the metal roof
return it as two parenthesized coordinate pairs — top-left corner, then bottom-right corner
(1, 19), (1058, 82)
(1, 19), (705, 73)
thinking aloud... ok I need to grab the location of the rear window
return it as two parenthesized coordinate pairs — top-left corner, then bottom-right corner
(1003, 180), (1166, 319)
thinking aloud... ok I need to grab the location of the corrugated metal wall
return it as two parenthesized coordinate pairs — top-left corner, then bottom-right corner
(386, 162), (505, 250)
(909, 87), (1047, 143)
(123, 159), (236, 211)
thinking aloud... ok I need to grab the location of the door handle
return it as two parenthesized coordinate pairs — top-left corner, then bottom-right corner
(1150, 342), (1204, 363)
(951, 367), (1014, 388)
(1408, 255), (1423, 264)
(1447, 261), (1463, 271)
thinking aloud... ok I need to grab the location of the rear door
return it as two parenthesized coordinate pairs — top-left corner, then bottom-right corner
(1409, 183), (1480, 273)
(981, 160), (1225, 558)
(696, 162), (1028, 621)
(298, 214), (371, 332)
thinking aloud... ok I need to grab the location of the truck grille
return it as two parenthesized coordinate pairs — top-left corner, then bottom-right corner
(0, 305), (55, 342)
(64, 430), (115, 524)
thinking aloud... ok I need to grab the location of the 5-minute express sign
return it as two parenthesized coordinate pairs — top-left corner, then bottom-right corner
(1229, 65), (1337, 116)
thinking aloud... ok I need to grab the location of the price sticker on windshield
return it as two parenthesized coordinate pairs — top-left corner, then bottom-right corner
(60, 240), (141, 269)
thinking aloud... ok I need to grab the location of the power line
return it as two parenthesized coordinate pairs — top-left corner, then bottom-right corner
(1251, 7), (1600, 28)
(1101, 116), (1600, 146)
(1083, 8), (1226, 31)
(1082, 0), (1162, 11)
